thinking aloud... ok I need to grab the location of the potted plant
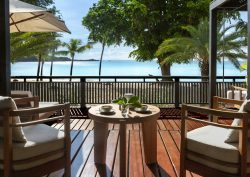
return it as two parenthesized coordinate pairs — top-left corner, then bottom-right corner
(113, 96), (141, 116)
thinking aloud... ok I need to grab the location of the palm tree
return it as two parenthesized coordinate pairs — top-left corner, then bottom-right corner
(156, 18), (247, 79)
(59, 39), (92, 81)
(99, 42), (105, 81)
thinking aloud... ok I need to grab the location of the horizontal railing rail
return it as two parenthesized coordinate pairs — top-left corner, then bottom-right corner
(11, 76), (246, 107)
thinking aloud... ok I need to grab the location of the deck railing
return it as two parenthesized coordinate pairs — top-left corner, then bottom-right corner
(11, 76), (246, 107)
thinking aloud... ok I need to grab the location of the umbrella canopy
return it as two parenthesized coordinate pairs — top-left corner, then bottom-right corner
(9, 0), (70, 33)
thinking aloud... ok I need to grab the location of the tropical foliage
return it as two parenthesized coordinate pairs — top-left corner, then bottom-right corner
(83, 0), (211, 77)
(58, 39), (92, 81)
(10, 32), (61, 80)
(22, 0), (58, 13)
(10, 0), (60, 62)
(10, 33), (60, 61)
(240, 61), (247, 71)
(156, 18), (247, 78)
(10, 0), (61, 78)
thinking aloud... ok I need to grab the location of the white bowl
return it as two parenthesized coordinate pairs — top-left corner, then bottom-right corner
(100, 105), (113, 112)
(135, 104), (148, 112)
(140, 104), (148, 111)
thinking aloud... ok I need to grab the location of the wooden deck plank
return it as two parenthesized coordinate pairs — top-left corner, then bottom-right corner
(157, 120), (167, 131)
(160, 131), (179, 176)
(48, 119), (231, 177)
(138, 126), (159, 177)
(71, 131), (94, 177)
(129, 131), (144, 177)
(156, 130), (177, 177)
(168, 120), (179, 131)
(79, 149), (97, 177)
(162, 120), (174, 130)
(169, 130), (201, 177)
(111, 133), (120, 177)
(105, 130), (119, 177)
(80, 119), (92, 130)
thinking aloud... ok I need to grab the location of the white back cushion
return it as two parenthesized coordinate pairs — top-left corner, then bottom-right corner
(225, 99), (250, 143)
(0, 96), (26, 142)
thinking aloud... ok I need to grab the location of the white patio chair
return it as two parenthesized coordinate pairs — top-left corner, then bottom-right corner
(180, 96), (250, 177)
(0, 96), (71, 177)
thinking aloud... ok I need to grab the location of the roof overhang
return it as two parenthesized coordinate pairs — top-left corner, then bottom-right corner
(210, 0), (247, 11)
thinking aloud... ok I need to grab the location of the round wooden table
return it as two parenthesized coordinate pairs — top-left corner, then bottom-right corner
(88, 104), (160, 177)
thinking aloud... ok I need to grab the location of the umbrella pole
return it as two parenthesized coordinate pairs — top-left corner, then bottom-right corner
(0, 0), (11, 96)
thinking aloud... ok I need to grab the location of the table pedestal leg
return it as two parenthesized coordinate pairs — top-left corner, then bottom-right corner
(120, 123), (127, 177)
(142, 119), (157, 164)
(94, 121), (108, 164)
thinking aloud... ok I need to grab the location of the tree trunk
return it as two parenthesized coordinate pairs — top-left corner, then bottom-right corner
(69, 56), (74, 82)
(50, 60), (54, 77)
(99, 43), (105, 81)
(158, 57), (172, 81)
(199, 60), (209, 81)
(50, 49), (55, 78)
(37, 54), (41, 81)
(40, 59), (45, 81)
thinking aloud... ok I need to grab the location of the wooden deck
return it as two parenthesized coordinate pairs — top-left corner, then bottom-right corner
(47, 118), (231, 177)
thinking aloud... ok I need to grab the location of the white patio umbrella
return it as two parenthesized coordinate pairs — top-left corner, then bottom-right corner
(9, 0), (70, 33)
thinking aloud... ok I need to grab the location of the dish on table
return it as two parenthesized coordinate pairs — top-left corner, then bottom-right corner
(134, 105), (151, 113)
(99, 106), (115, 115)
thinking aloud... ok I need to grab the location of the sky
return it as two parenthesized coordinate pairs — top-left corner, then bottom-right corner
(54, 0), (134, 60)
(54, 0), (248, 61)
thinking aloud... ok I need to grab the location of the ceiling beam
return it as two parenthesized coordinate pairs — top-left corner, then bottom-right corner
(0, 0), (11, 96)
(247, 0), (250, 98)
(209, 8), (217, 109)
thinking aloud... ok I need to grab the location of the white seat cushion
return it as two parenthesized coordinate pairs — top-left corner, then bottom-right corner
(187, 125), (250, 174)
(225, 99), (250, 143)
(227, 90), (247, 100)
(0, 124), (65, 170)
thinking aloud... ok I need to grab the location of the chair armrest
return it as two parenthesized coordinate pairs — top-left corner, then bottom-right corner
(213, 96), (244, 109)
(231, 85), (247, 91)
(182, 104), (249, 129)
(10, 103), (70, 127)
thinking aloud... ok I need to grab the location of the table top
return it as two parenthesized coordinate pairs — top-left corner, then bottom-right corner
(88, 104), (160, 124)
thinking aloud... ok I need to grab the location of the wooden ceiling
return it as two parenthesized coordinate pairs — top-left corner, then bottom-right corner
(210, 0), (247, 11)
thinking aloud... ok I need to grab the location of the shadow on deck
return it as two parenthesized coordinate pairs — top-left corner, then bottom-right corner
(49, 118), (231, 177)
(46, 106), (224, 177)
(68, 107), (207, 119)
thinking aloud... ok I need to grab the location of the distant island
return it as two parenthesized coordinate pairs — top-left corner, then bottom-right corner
(74, 59), (99, 61)
(16, 56), (99, 62)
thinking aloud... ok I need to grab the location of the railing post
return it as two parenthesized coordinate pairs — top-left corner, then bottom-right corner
(80, 77), (86, 108)
(80, 77), (86, 109)
(175, 77), (180, 108)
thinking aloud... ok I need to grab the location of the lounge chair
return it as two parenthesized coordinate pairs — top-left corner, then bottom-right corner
(180, 96), (250, 177)
(0, 96), (71, 177)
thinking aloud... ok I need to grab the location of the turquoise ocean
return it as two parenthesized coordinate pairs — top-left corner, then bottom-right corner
(11, 60), (246, 77)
